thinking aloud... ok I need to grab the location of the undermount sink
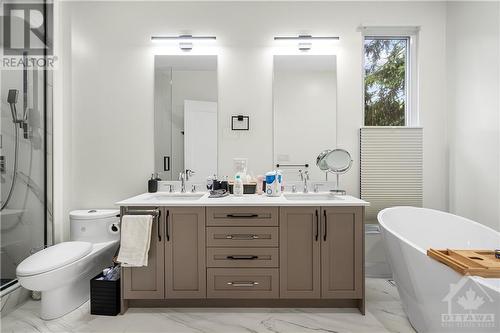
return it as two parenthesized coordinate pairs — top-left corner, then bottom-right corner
(149, 193), (204, 201)
(284, 193), (344, 201)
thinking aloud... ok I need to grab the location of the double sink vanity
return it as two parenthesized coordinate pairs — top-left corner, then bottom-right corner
(123, 50), (369, 314)
(117, 191), (368, 314)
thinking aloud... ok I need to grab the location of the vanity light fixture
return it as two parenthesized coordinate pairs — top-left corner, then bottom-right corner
(151, 35), (217, 51)
(274, 35), (339, 51)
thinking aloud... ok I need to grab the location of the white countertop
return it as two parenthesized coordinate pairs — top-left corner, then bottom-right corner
(116, 192), (369, 207)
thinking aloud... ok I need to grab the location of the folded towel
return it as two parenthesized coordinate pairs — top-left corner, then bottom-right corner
(117, 215), (153, 267)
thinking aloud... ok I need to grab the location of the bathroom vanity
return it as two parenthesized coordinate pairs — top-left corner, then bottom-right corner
(116, 193), (368, 314)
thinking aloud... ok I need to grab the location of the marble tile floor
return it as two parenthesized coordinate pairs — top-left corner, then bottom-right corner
(0, 278), (415, 333)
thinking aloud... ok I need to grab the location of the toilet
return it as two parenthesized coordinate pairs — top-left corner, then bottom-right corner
(16, 209), (121, 320)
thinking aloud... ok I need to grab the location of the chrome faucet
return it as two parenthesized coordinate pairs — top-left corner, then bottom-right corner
(185, 169), (195, 181)
(179, 169), (195, 193)
(179, 172), (187, 193)
(299, 169), (310, 193)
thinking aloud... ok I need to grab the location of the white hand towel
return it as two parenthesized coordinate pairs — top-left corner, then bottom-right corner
(117, 215), (153, 267)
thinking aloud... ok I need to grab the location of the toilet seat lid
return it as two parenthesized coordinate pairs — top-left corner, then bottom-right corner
(17, 241), (93, 276)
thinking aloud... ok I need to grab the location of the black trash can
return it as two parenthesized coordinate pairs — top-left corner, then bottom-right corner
(90, 272), (120, 316)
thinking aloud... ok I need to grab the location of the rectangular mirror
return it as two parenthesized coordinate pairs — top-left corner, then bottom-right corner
(154, 55), (218, 182)
(273, 55), (337, 181)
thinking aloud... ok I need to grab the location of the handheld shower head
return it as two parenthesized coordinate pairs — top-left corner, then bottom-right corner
(7, 89), (19, 123)
(7, 89), (18, 104)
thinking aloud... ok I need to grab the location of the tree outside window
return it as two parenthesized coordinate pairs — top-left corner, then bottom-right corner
(364, 37), (409, 126)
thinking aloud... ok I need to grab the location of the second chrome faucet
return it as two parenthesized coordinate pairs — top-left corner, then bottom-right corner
(299, 169), (310, 193)
(179, 169), (195, 193)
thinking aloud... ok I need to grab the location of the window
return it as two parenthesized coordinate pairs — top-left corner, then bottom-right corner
(363, 29), (418, 126)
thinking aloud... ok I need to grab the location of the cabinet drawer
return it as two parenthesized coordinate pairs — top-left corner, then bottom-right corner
(206, 227), (278, 247)
(207, 268), (279, 298)
(207, 248), (279, 268)
(206, 207), (278, 227)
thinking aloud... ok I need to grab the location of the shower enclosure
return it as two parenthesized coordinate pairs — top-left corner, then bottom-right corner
(0, 5), (53, 296)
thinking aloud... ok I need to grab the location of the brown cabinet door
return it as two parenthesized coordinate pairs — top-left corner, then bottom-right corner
(122, 209), (165, 299)
(165, 207), (206, 298)
(321, 206), (363, 299)
(280, 207), (321, 298)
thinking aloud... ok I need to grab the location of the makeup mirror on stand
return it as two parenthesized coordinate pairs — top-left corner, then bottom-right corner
(316, 149), (353, 195)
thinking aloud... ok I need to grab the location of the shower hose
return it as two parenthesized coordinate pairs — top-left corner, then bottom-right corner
(1, 122), (19, 211)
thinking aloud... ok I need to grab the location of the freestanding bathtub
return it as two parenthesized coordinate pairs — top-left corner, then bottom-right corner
(378, 207), (500, 333)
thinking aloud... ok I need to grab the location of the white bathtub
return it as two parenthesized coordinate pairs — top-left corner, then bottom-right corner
(378, 207), (500, 333)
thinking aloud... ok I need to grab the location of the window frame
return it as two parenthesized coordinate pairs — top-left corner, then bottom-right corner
(362, 27), (419, 127)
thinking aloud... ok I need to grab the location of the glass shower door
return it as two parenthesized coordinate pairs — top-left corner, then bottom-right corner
(0, 62), (52, 292)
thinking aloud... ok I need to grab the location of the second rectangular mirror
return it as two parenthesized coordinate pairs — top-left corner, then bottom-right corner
(154, 55), (218, 182)
(273, 55), (337, 181)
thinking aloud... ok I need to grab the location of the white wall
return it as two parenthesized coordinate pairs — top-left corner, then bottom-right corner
(446, 1), (500, 231)
(55, 1), (449, 240)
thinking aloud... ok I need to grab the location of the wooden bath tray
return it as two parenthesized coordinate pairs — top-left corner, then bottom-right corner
(427, 249), (500, 278)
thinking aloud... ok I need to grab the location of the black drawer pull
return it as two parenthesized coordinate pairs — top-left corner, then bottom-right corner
(226, 255), (259, 260)
(226, 214), (259, 218)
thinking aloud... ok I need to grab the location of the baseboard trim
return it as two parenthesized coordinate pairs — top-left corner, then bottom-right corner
(127, 298), (363, 310)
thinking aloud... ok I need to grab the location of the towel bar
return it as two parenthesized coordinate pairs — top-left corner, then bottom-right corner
(122, 208), (161, 241)
(123, 208), (161, 218)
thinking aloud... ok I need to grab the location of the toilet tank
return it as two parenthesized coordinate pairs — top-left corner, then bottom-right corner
(70, 209), (120, 243)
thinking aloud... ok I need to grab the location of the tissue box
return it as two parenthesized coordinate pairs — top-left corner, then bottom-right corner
(90, 272), (120, 316)
(228, 182), (257, 194)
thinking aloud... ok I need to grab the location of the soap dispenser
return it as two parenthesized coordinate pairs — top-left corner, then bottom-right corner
(148, 174), (158, 193)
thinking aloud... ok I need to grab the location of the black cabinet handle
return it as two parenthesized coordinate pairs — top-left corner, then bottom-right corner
(166, 210), (170, 241)
(157, 217), (162, 242)
(323, 210), (327, 241)
(226, 214), (259, 218)
(163, 156), (170, 171)
(156, 219), (161, 242)
(315, 210), (319, 241)
(226, 255), (258, 260)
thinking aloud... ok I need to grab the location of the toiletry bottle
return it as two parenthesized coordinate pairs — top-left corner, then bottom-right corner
(220, 176), (229, 192)
(234, 175), (244, 196)
(206, 176), (214, 191)
(277, 170), (284, 193)
(155, 173), (161, 181)
(256, 175), (264, 195)
(148, 174), (158, 193)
